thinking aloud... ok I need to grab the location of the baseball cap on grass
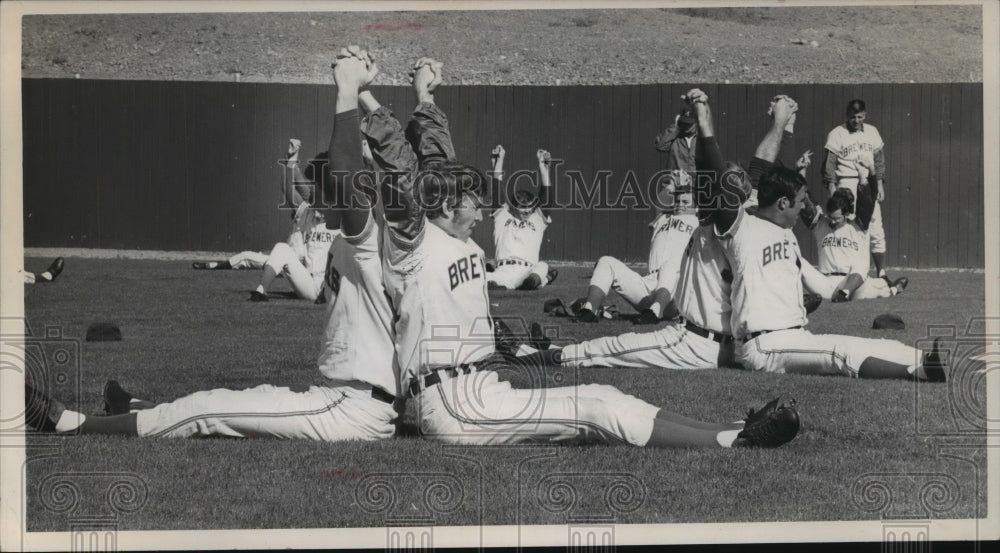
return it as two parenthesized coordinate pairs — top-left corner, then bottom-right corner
(872, 314), (905, 330)
(86, 323), (122, 341)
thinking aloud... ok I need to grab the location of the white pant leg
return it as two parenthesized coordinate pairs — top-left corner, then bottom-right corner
(135, 385), (397, 441)
(559, 324), (721, 370)
(853, 277), (892, 300)
(810, 274), (848, 300)
(265, 242), (322, 300)
(592, 257), (655, 308)
(738, 328), (922, 377)
(531, 261), (550, 288)
(229, 251), (268, 269)
(487, 264), (531, 289)
(416, 371), (659, 446)
(869, 202), (886, 254)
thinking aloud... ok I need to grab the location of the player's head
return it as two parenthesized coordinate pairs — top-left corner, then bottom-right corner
(657, 170), (694, 215)
(511, 189), (538, 221)
(826, 188), (855, 229)
(419, 160), (487, 241)
(757, 166), (808, 228)
(677, 109), (698, 137)
(845, 99), (867, 131)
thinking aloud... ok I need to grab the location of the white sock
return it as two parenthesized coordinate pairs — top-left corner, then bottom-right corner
(890, 286), (898, 296)
(39, 271), (53, 281)
(582, 301), (593, 311)
(647, 301), (661, 315)
(716, 429), (741, 448)
(54, 410), (85, 433)
(254, 285), (265, 294)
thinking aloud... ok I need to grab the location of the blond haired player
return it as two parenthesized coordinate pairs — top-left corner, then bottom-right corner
(354, 48), (798, 449)
(486, 144), (558, 291)
(575, 170), (698, 323)
(700, 91), (946, 381)
(25, 51), (403, 441)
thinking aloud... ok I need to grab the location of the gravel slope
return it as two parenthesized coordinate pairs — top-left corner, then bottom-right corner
(20, 5), (983, 84)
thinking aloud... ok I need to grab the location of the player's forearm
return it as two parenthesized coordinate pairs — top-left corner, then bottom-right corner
(358, 90), (381, 114)
(753, 119), (786, 163)
(329, 109), (370, 236)
(284, 163), (312, 207)
(822, 150), (838, 188)
(873, 149), (886, 181)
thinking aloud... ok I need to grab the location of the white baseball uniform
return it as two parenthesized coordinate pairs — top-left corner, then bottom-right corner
(589, 211), (698, 310)
(134, 107), (400, 442)
(368, 101), (661, 447)
(810, 214), (891, 300)
(262, 219), (340, 301)
(227, 203), (316, 269)
(559, 222), (737, 370)
(825, 122), (886, 255)
(135, 214), (399, 441)
(718, 208), (922, 377)
(487, 206), (551, 289)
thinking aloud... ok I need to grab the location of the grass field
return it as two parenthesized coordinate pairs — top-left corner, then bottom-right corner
(21, 257), (988, 531)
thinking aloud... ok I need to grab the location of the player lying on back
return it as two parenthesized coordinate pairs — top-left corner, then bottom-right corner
(24, 48), (403, 443)
(570, 169), (698, 324)
(355, 47), (799, 449)
(800, 183), (908, 303)
(701, 91), (946, 381)
(23, 257), (64, 284)
(193, 139), (334, 272)
(485, 145), (559, 291)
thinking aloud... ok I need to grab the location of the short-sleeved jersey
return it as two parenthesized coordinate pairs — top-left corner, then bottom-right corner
(383, 221), (494, 389)
(814, 217), (871, 276)
(674, 223), (733, 334)
(717, 210), (807, 340)
(648, 212), (698, 276)
(492, 206), (550, 264)
(824, 123), (884, 183)
(302, 221), (340, 275)
(316, 214), (399, 396)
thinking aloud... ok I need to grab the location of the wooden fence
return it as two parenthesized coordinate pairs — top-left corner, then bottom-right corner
(22, 79), (984, 267)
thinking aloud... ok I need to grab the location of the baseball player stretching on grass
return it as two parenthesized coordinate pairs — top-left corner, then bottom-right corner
(486, 145), (558, 291)
(350, 47), (798, 449)
(248, 202), (339, 302)
(574, 171), (698, 323)
(698, 91), (946, 381)
(25, 59), (403, 441)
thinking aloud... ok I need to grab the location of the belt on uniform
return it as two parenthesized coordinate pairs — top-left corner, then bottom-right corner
(742, 326), (804, 343)
(497, 258), (532, 268)
(683, 320), (734, 345)
(408, 363), (478, 398)
(370, 386), (399, 405)
(825, 272), (848, 277)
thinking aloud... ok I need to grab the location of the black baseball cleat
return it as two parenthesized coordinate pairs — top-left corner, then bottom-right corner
(545, 269), (559, 285)
(103, 380), (133, 415)
(24, 383), (65, 433)
(922, 338), (948, 382)
(892, 277), (909, 294)
(733, 398), (800, 448)
(192, 262), (210, 270)
(577, 307), (599, 323)
(485, 261), (496, 273)
(46, 257), (65, 281)
(529, 322), (552, 350)
(493, 319), (521, 357)
(248, 290), (269, 302)
(831, 289), (851, 303)
(636, 308), (660, 325)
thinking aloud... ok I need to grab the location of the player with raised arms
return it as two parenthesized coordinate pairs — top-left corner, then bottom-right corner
(485, 144), (558, 291)
(698, 90), (946, 381)
(24, 47), (403, 443)
(355, 47), (799, 449)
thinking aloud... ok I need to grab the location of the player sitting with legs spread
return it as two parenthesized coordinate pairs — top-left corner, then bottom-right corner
(800, 185), (907, 303)
(701, 92), (946, 381)
(24, 48), (404, 442)
(355, 47), (799, 449)
(23, 257), (64, 284)
(194, 139), (336, 272)
(486, 144), (558, 291)
(569, 169), (697, 323)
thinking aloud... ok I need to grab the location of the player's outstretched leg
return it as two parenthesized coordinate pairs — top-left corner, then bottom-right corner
(193, 260), (232, 270)
(26, 382), (138, 435)
(646, 397), (799, 449)
(30, 257), (65, 282)
(103, 380), (156, 415)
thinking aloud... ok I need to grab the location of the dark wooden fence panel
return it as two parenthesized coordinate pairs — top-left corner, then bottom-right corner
(22, 79), (985, 268)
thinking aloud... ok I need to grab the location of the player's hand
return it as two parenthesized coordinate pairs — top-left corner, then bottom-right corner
(285, 138), (301, 167)
(361, 139), (374, 164)
(537, 149), (551, 169)
(770, 96), (796, 125)
(410, 57), (443, 93)
(877, 181), (885, 202)
(332, 46), (378, 90)
(795, 149), (813, 170)
(490, 144), (505, 173)
(681, 88), (708, 105)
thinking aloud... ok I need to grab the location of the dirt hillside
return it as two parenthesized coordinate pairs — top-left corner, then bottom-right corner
(20, 5), (983, 85)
